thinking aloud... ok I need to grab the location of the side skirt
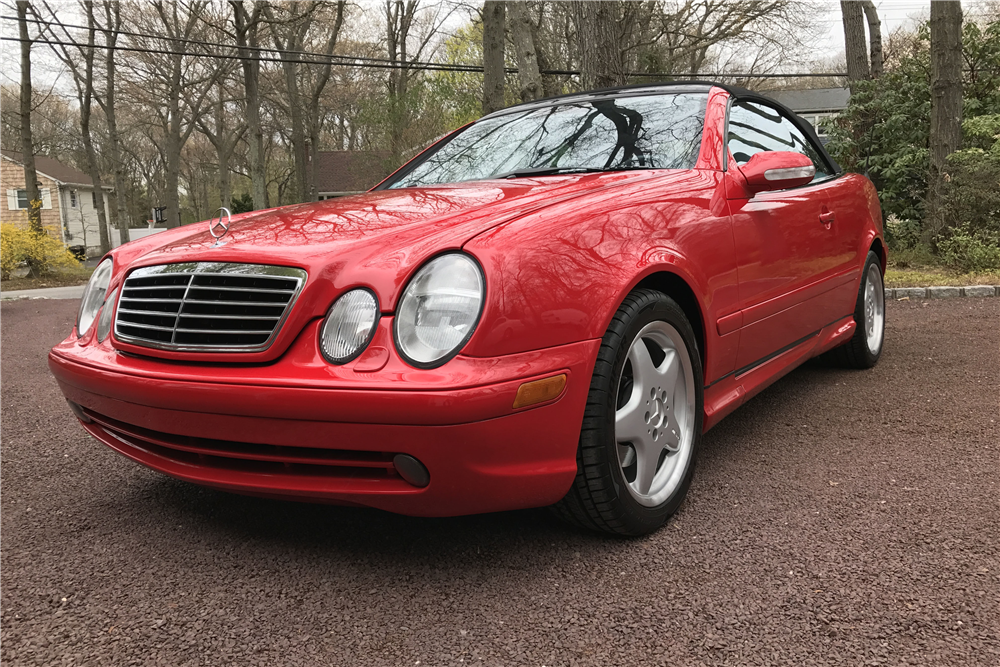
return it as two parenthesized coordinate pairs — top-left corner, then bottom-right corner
(702, 314), (856, 432)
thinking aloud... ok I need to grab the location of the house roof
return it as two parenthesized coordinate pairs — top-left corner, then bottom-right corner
(315, 151), (396, 194)
(765, 88), (851, 114)
(1, 150), (112, 188)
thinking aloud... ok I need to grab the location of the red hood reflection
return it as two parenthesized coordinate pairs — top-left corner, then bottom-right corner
(133, 173), (659, 266)
(109, 170), (689, 327)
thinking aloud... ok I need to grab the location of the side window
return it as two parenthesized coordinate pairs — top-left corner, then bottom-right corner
(727, 101), (830, 181)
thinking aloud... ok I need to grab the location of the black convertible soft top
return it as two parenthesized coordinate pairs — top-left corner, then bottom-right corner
(479, 80), (842, 174)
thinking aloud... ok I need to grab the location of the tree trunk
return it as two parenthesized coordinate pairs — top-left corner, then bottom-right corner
(572, 1), (628, 90)
(386, 0), (416, 163)
(263, 2), (315, 205)
(17, 1), (42, 236)
(281, 60), (309, 203)
(214, 96), (232, 210)
(232, 1), (266, 211)
(927, 0), (963, 240)
(309, 127), (320, 200)
(80, 1), (111, 255)
(103, 1), (130, 245)
(508, 1), (543, 102)
(482, 0), (506, 114)
(861, 0), (883, 77)
(164, 51), (183, 228)
(841, 0), (870, 84)
(304, 1), (346, 202)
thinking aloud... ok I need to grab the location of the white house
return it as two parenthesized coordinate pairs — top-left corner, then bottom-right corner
(1, 149), (117, 257)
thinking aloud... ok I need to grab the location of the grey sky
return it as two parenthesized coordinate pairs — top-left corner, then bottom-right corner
(0, 0), (964, 94)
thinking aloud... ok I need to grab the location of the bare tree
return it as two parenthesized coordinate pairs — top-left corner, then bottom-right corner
(129, 0), (225, 228)
(508, 1), (543, 102)
(196, 82), (246, 210)
(481, 0), (505, 114)
(99, 1), (130, 244)
(305, 2), (346, 203)
(231, 0), (267, 210)
(861, 0), (883, 77)
(42, 0), (112, 253)
(841, 0), (870, 84)
(264, 1), (346, 203)
(79, 2), (111, 253)
(385, 0), (453, 161)
(17, 1), (43, 236)
(927, 0), (964, 239)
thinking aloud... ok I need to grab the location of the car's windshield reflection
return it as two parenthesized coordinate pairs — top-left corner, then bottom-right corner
(387, 92), (708, 188)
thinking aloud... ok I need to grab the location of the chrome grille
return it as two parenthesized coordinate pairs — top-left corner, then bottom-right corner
(113, 262), (307, 352)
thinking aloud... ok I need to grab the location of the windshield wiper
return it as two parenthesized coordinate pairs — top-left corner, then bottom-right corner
(494, 166), (607, 179)
(493, 165), (660, 180)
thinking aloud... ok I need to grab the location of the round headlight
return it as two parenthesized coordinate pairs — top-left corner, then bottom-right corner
(394, 253), (484, 368)
(320, 288), (379, 364)
(77, 257), (113, 338)
(96, 286), (118, 343)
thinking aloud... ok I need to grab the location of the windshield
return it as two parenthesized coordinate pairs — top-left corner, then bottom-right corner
(385, 92), (708, 189)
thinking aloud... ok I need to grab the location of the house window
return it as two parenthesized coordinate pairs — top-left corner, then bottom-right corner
(92, 191), (99, 210)
(6, 187), (52, 210)
(70, 190), (78, 207)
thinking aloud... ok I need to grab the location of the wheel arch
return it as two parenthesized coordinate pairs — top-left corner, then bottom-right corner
(632, 271), (707, 373)
(869, 236), (887, 272)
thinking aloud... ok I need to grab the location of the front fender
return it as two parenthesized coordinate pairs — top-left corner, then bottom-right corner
(461, 170), (741, 384)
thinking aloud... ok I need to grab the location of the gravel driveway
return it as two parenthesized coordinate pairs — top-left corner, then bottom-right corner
(2, 298), (997, 666)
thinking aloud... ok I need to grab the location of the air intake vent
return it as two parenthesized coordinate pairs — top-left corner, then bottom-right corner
(113, 262), (307, 352)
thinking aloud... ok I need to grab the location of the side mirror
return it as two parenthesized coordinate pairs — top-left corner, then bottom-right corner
(738, 151), (816, 193)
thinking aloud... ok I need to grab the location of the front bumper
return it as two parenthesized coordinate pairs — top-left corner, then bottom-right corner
(49, 318), (599, 517)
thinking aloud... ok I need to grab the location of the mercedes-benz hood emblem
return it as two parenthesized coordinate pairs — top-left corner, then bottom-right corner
(210, 207), (231, 247)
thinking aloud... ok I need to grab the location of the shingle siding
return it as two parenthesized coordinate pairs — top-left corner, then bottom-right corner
(1, 153), (114, 256)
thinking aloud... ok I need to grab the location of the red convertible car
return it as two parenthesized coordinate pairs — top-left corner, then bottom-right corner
(50, 82), (885, 535)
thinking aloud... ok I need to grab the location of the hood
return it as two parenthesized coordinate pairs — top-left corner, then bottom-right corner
(116, 170), (668, 306)
(106, 170), (682, 363)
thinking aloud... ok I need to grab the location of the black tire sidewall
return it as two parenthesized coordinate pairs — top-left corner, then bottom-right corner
(854, 252), (884, 366)
(589, 291), (704, 535)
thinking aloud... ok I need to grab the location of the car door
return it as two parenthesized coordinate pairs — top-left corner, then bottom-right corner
(725, 100), (850, 371)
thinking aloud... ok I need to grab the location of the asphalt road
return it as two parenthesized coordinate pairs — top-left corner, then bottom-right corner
(0, 285), (86, 301)
(2, 298), (997, 666)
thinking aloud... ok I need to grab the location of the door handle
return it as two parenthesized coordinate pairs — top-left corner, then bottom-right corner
(820, 211), (835, 225)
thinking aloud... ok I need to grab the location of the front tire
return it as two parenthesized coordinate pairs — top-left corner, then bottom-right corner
(553, 289), (704, 536)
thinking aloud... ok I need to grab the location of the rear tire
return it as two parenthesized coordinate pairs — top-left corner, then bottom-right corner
(824, 251), (885, 369)
(552, 289), (704, 536)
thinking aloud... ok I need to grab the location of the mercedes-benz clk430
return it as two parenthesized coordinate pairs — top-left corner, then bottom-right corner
(50, 82), (885, 536)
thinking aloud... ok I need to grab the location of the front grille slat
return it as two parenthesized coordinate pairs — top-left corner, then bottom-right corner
(178, 313), (282, 321)
(175, 328), (275, 335)
(186, 285), (296, 294)
(116, 321), (176, 332)
(180, 298), (293, 307)
(118, 308), (187, 318)
(113, 262), (306, 353)
(120, 297), (184, 303)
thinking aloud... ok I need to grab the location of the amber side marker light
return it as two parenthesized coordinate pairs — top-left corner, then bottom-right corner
(512, 374), (567, 409)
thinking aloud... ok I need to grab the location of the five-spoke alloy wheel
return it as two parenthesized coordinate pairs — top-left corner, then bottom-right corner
(554, 289), (703, 536)
(614, 321), (696, 508)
